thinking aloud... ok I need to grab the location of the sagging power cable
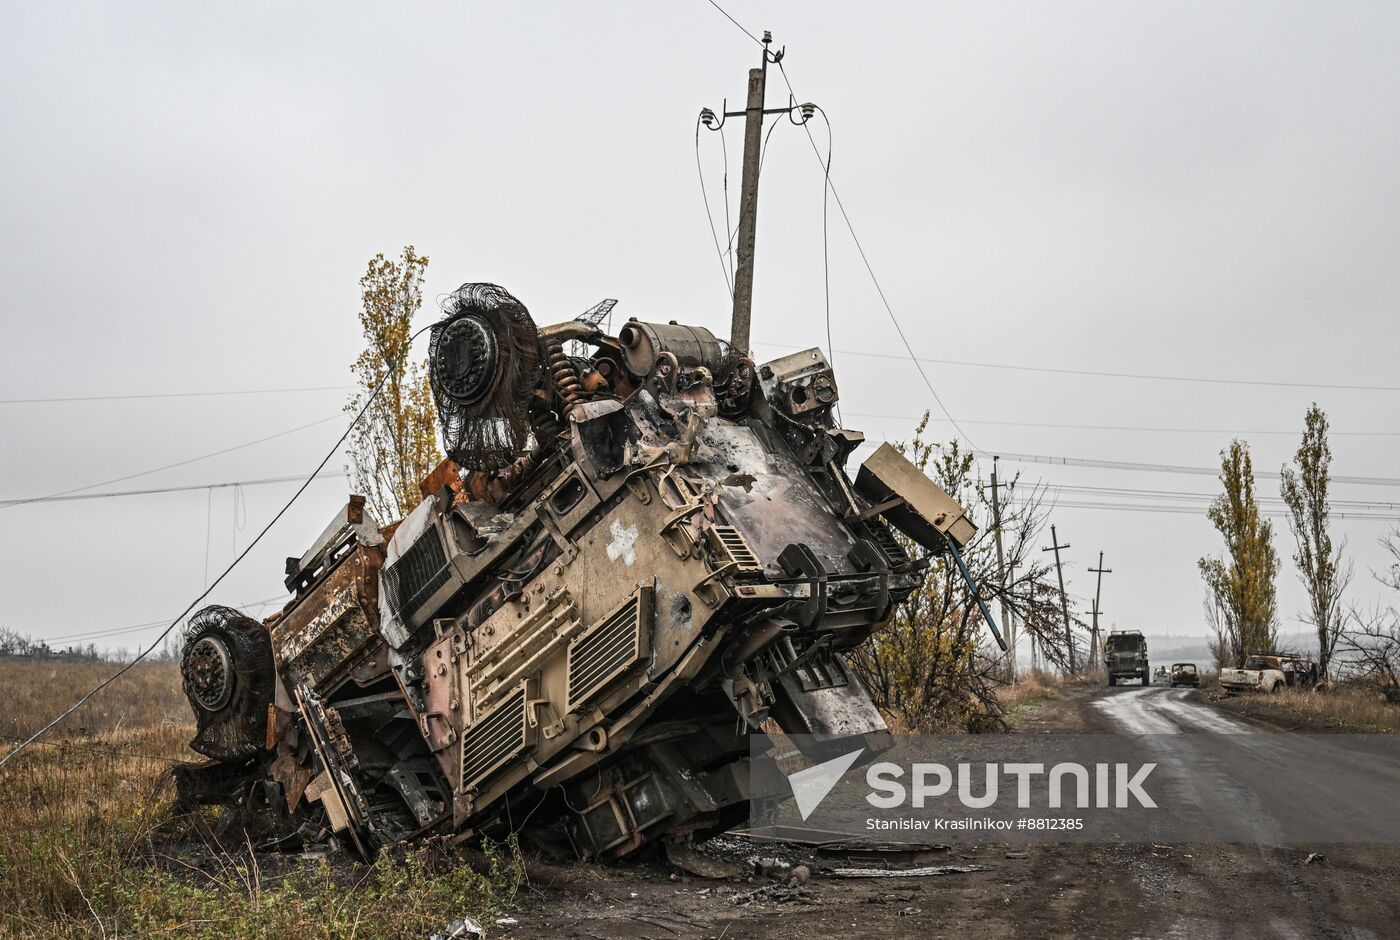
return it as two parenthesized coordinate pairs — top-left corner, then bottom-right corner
(0, 325), (431, 770)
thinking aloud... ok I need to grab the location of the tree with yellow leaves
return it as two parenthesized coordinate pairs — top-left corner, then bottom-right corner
(345, 246), (442, 523)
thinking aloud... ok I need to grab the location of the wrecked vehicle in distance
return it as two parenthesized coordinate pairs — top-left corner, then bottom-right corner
(174, 283), (995, 861)
(1169, 663), (1199, 688)
(1219, 653), (1318, 696)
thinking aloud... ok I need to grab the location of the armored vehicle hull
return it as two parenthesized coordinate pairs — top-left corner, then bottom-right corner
(175, 284), (981, 860)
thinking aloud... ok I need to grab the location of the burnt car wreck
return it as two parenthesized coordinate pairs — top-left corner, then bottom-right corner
(174, 282), (996, 861)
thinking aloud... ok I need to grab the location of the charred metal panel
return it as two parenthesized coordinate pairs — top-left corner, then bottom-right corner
(272, 544), (383, 693)
(855, 442), (976, 550)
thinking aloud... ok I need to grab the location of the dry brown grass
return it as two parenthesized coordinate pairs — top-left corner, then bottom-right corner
(1214, 682), (1400, 733)
(0, 660), (520, 939)
(0, 658), (187, 742)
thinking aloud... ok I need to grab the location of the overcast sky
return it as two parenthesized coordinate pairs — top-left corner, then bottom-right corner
(2, 1), (1398, 659)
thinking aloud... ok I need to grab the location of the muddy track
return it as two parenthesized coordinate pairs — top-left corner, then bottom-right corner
(508, 684), (1400, 939)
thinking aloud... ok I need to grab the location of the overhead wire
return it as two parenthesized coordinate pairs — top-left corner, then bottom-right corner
(773, 58), (983, 452)
(0, 412), (345, 512)
(704, 0), (764, 47)
(840, 410), (1400, 438)
(696, 113), (735, 299)
(751, 340), (1400, 394)
(0, 470), (347, 507)
(995, 451), (1400, 488)
(0, 324), (429, 770)
(40, 594), (291, 646)
(0, 385), (351, 405)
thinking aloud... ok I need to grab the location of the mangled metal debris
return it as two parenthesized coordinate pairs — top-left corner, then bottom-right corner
(175, 282), (986, 861)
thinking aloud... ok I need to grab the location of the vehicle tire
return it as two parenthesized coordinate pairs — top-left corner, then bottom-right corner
(1108, 675), (1117, 687)
(181, 605), (276, 762)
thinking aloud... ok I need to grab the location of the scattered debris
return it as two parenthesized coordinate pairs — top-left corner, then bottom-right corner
(732, 883), (820, 906)
(752, 856), (793, 880)
(428, 916), (483, 940)
(1304, 853), (1326, 865)
(789, 864), (811, 886)
(1005, 852), (1029, 859)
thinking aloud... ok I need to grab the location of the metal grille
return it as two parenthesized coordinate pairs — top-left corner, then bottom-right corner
(710, 526), (761, 572)
(567, 596), (644, 711)
(866, 519), (909, 566)
(383, 529), (451, 622)
(460, 684), (528, 790)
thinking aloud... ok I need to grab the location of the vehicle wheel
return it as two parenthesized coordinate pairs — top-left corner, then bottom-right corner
(1108, 675), (1117, 687)
(181, 605), (276, 762)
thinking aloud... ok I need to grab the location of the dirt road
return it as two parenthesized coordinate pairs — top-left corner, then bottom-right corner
(513, 685), (1400, 939)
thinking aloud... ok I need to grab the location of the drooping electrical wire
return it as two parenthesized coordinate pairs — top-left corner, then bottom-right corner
(773, 59), (984, 452)
(0, 326), (429, 770)
(696, 113), (735, 299)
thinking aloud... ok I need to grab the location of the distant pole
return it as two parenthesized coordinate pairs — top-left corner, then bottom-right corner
(988, 457), (1014, 681)
(1007, 558), (1021, 674)
(729, 31), (772, 355)
(1042, 526), (1074, 674)
(1088, 552), (1112, 675)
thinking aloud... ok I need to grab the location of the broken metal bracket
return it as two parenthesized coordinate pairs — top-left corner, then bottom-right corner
(943, 536), (1007, 652)
(777, 543), (828, 628)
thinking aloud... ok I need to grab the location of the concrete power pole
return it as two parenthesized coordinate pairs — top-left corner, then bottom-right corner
(700, 33), (807, 355)
(1088, 552), (1112, 677)
(1042, 526), (1074, 674)
(988, 457), (1014, 681)
(729, 32), (772, 355)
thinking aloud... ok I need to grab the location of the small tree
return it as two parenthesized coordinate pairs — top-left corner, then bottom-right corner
(346, 246), (442, 523)
(846, 413), (1076, 731)
(1339, 527), (1400, 686)
(1280, 404), (1350, 680)
(1199, 439), (1279, 667)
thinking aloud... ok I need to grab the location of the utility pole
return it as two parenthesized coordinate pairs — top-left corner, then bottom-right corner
(1088, 552), (1112, 676)
(729, 32), (770, 356)
(1042, 526), (1074, 674)
(988, 457), (1013, 681)
(701, 32), (806, 355)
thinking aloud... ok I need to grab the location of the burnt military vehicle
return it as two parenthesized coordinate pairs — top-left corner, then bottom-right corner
(176, 283), (994, 860)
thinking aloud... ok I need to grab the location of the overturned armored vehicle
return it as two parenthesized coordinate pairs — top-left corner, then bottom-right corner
(176, 283), (992, 860)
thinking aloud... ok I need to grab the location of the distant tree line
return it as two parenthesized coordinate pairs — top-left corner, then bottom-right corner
(0, 628), (107, 662)
(0, 628), (182, 664)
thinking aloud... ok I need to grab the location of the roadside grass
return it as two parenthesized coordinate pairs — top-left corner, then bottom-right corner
(0, 660), (523, 939)
(0, 658), (188, 741)
(995, 670), (1065, 726)
(1210, 680), (1400, 733)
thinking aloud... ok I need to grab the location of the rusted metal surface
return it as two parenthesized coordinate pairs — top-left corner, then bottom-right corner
(176, 293), (978, 862)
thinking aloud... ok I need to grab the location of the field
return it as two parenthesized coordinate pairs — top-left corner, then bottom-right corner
(0, 659), (522, 940)
(1211, 681), (1400, 733)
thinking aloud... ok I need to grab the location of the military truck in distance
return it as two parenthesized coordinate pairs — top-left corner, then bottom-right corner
(1105, 630), (1149, 686)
